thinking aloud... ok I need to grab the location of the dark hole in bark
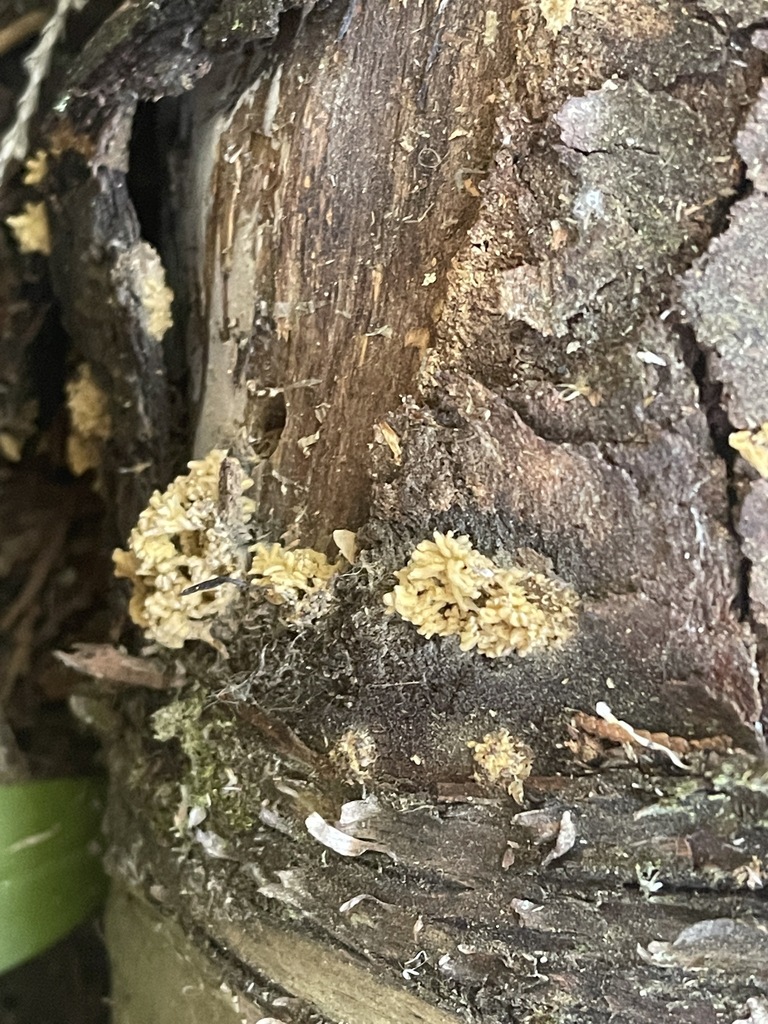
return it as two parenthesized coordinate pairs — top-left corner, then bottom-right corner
(709, 160), (753, 238)
(254, 393), (287, 459)
(675, 321), (732, 463)
(126, 97), (190, 456)
(126, 101), (167, 251)
(263, 393), (287, 435)
(28, 304), (69, 434)
(676, 319), (749, 620)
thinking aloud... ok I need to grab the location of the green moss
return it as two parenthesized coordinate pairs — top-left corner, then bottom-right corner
(152, 694), (215, 780)
(711, 752), (768, 797)
(150, 693), (258, 834)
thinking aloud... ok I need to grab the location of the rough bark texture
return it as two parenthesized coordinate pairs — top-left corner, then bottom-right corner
(20, 0), (768, 1021)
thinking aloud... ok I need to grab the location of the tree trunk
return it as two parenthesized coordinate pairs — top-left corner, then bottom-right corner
(15, 0), (768, 1021)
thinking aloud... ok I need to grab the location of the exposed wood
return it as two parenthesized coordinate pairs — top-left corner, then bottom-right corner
(101, 710), (768, 1023)
(179, 0), (522, 544)
(6, 0), (768, 1021)
(215, 916), (460, 1024)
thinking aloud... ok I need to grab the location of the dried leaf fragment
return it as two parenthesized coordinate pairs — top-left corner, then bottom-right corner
(304, 812), (395, 860)
(733, 855), (764, 891)
(54, 643), (178, 690)
(338, 893), (394, 914)
(541, 809), (577, 866)
(511, 898), (544, 926)
(501, 842), (518, 870)
(297, 430), (320, 456)
(374, 420), (402, 464)
(194, 828), (234, 859)
(513, 808), (562, 843)
(555, 379), (602, 406)
(332, 528), (357, 564)
(337, 796), (383, 828)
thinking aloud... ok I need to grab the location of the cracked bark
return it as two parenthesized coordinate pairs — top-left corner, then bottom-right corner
(26, 0), (768, 1021)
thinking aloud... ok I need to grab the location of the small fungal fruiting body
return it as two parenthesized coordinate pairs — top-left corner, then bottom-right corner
(113, 450), (254, 649)
(468, 729), (533, 802)
(115, 456), (348, 647)
(22, 150), (48, 186)
(6, 200), (50, 254)
(249, 543), (339, 605)
(383, 531), (579, 657)
(114, 242), (173, 342)
(330, 728), (378, 783)
(729, 423), (768, 478)
(65, 363), (111, 475)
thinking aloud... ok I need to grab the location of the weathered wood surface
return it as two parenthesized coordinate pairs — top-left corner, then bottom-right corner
(177, 0), (524, 542)
(26, 0), (768, 1021)
(101, 699), (768, 1023)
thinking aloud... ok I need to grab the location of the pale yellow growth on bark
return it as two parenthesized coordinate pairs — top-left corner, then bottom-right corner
(468, 729), (533, 802)
(730, 424), (768, 478)
(539, 0), (576, 34)
(113, 450), (254, 650)
(330, 728), (378, 782)
(65, 363), (112, 475)
(249, 543), (340, 605)
(6, 200), (50, 254)
(384, 531), (579, 658)
(22, 148), (48, 185)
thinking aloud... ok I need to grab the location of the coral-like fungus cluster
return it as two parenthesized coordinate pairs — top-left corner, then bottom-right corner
(249, 543), (339, 605)
(467, 728), (533, 802)
(113, 447), (345, 648)
(113, 450), (254, 649)
(384, 531), (579, 657)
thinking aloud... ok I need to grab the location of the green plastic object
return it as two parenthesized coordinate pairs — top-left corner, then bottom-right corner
(0, 776), (108, 974)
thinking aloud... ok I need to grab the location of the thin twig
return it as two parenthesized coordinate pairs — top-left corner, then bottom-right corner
(0, 0), (89, 183)
(0, 9), (49, 58)
(595, 701), (691, 771)
(0, 515), (68, 632)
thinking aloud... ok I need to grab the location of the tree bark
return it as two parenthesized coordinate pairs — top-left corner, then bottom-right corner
(21, 0), (768, 1021)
